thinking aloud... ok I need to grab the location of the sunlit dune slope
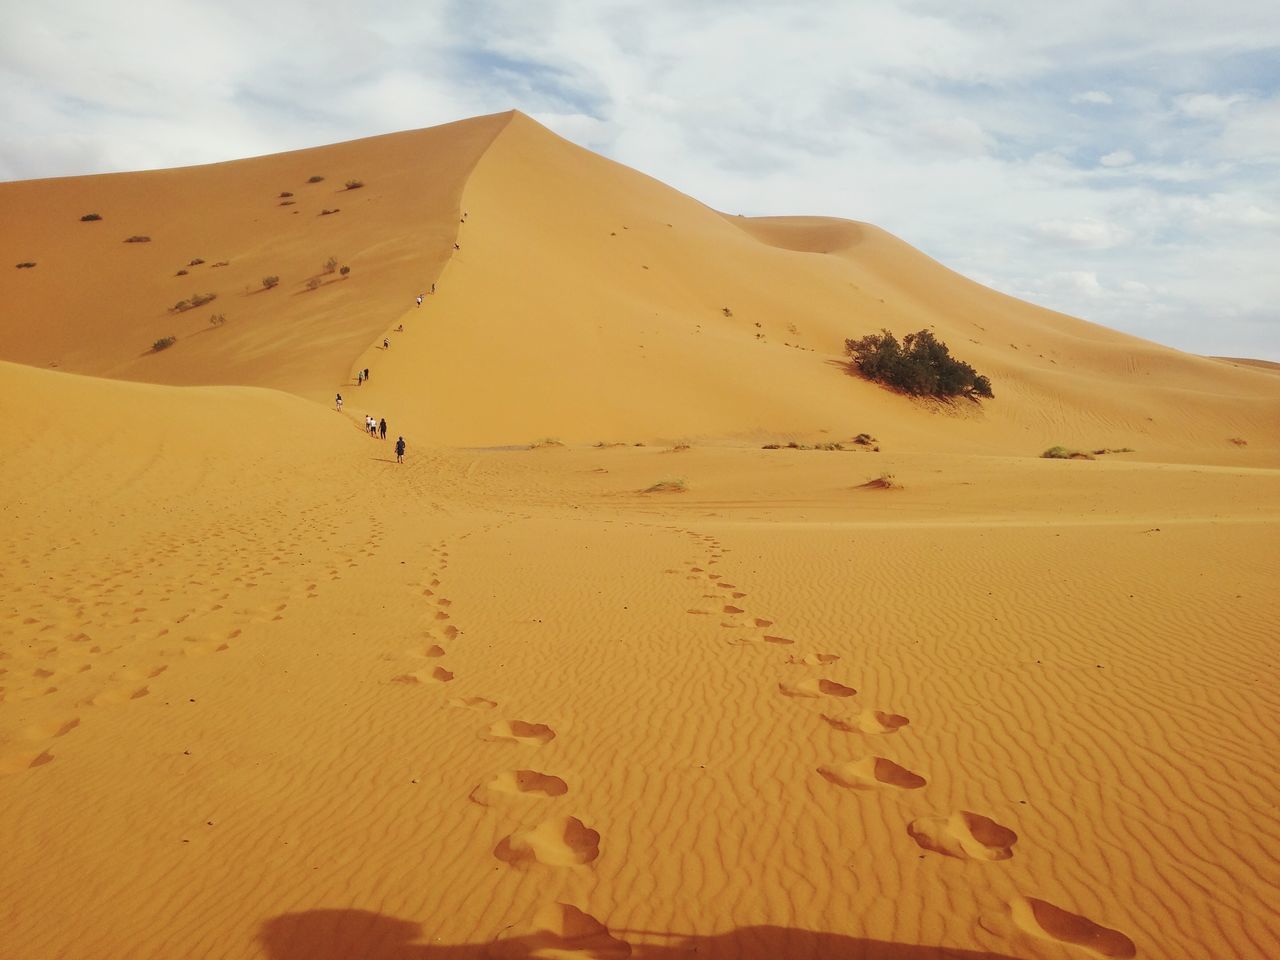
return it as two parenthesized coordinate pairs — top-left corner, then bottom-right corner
(359, 114), (1279, 459)
(0, 113), (508, 399)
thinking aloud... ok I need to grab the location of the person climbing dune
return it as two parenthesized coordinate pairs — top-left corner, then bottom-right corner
(395, 436), (406, 463)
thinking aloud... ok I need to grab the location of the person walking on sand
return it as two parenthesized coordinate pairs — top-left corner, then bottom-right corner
(430, 282), (435, 294)
(363, 367), (370, 382)
(395, 436), (405, 463)
(357, 370), (364, 386)
(383, 337), (389, 350)
(336, 393), (343, 411)
(379, 417), (387, 440)
(416, 295), (423, 308)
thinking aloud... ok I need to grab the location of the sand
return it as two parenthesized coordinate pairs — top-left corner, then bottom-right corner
(2, 112), (1279, 960)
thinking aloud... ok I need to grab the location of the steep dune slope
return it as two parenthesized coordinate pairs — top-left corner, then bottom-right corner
(359, 113), (1278, 460)
(0, 113), (509, 398)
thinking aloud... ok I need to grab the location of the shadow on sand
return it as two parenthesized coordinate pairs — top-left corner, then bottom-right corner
(259, 909), (1023, 960)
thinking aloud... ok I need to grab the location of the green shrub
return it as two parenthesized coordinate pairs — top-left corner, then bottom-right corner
(262, 276), (280, 289)
(152, 336), (176, 352)
(171, 292), (216, 312)
(845, 329), (993, 399)
(80, 213), (102, 222)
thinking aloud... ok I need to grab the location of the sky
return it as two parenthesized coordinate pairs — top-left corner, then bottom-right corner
(4, 1), (1278, 360)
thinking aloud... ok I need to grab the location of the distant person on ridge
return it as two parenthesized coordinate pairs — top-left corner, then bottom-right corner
(357, 370), (363, 386)
(416, 295), (423, 308)
(363, 367), (370, 382)
(383, 338), (389, 350)
(379, 417), (387, 440)
(430, 282), (436, 294)
(335, 393), (343, 411)
(395, 436), (405, 463)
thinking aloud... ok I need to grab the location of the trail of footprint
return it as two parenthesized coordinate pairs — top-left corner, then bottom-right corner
(908, 812), (1018, 861)
(390, 666), (454, 685)
(470, 769), (569, 806)
(490, 903), (630, 959)
(1011, 897), (1136, 958)
(482, 720), (556, 745)
(494, 816), (600, 867)
(787, 653), (840, 666)
(450, 696), (497, 710)
(821, 709), (910, 735)
(818, 757), (926, 790)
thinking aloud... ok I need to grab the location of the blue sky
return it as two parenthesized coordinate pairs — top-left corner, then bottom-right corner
(3, 0), (1277, 359)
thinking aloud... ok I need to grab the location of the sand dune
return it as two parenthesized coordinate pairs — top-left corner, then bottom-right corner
(2, 113), (1279, 959)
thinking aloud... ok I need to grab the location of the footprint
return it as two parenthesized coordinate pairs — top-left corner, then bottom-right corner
(908, 812), (1018, 861)
(442, 625), (459, 640)
(1011, 897), (1136, 958)
(723, 605), (744, 615)
(482, 720), (556, 746)
(430, 666), (454, 683)
(490, 903), (630, 959)
(753, 618), (773, 628)
(450, 696), (497, 710)
(818, 757), (926, 790)
(779, 678), (856, 698)
(494, 816), (600, 867)
(471, 769), (570, 805)
(686, 608), (712, 616)
(821, 710), (910, 734)
(762, 635), (795, 646)
(787, 653), (840, 666)
(424, 645), (446, 658)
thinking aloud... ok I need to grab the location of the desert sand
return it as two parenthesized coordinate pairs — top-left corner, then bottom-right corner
(2, 111), (1278, 960)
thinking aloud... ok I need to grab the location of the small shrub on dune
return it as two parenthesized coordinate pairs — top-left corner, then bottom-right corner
(339, 265), (350, 276)
(306, 277), (322, 291)
(307, 175), (325, 184)
(170, 292), (216, 313)
(529, 438), (564, 449)
(152, 336), (176, 352)
(279, 191), (293, 198)
(323, 256), (338, 274)
(80, 213), (102, 222)
(211, 260), (229, 268)
(1042, 446), (1094, 460)
(262, 276), (280, 290)
(209, 313), (226, 327)
(852, 433), (877, 446)
(16, 261), (37, 269)
(175, 269), (189, 276)
(1228, 437), (1248, 447)
(644, 478), (687, 493)
(846, 329), (993, 400)
(124, 235), (151, 243)
(280, 200), (296, 206)
(344, 179), (364, 190)
(319, 208), (340, 216)
(859, 473), (900, 490)
(188, 258), (205, 266)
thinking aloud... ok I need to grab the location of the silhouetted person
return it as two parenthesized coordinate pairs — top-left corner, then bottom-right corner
(335, 393), (342, 411)
(415, 295), (423, 307)
(363, 367), (370, 382)
(395, 437), (405, 463)
(430, 282), (435, 294)
(379, 418), (387, 440)
(384, 338), (390, 350)
(357, 370), (363, 386)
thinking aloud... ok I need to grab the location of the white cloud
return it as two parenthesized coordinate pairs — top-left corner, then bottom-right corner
(1035, 218), (1132, 249)
(1072, 90), (1113, 105)
(1175, 92), (1248, 119)
(1099, 149), (1135, 167)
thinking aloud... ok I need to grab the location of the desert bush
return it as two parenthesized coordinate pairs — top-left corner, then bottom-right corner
(722, 307), (733, 317)
(306, 277), (322, 291)
(859, 473), (900, 490)
(188, 258), (204, 266)
(262, 276), (280, 289)
(339, 265), (350, 276)
(852, 433), (877, 446)
(16, 262), (36, 269)
(846, 329), (993, 399)
(171, 292), (216, 312)
(280, 200), (296, 206)
(124, 235), (151, 243)
(762, 443), (781, 449)
(529, 438), (564, 449)
(80, 213), (102, 221)
(323, 256), (338, 274)
(319, 208), (339, 216)
(1228, 437), (1248, 446)
(209, 313), (226, 327)
(1042, 446), (1094, 460)
(279, 191), (293, 198)
(1091, 447), (1135, 455)
(175, 269), (189, 276)
(212, 260), (229, 267)
(152, 336), (176, 352)
(644, 478), (687, 493)
(307, 175), (325, 183)
(344, 179), (364, 190)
